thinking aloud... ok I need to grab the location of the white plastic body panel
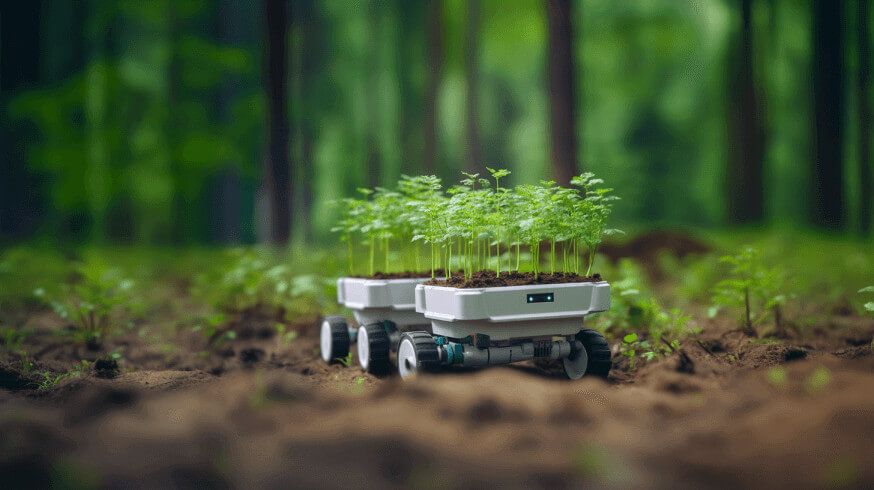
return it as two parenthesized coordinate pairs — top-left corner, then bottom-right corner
(337, 277), (431, 327)
(415, 281), (611, 340)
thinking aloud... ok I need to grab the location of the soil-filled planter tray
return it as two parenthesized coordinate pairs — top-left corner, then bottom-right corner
(337, 277), (431, 327)
(414, 281), (610, 340)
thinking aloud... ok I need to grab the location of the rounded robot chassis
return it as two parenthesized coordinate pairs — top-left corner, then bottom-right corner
(320, 316), (611, 380)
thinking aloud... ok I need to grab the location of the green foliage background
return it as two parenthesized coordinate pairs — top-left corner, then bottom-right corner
(1, 0), (871, 244)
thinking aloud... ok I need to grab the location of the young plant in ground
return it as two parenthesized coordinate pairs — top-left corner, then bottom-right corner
(33, 260), (135, 345)
(711, 247), (788, 337)
(596, 259), (697, 366)
(198, 249), (333, 322)
(859, 286), (874, 316)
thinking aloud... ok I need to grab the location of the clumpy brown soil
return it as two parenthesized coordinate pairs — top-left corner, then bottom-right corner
(1, 306), (873, 488)
(424, 270), (602, 288)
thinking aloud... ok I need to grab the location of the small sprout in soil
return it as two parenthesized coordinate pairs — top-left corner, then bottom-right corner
(0, 324), (32, 355)
(38, 360), (91, 390)
(804, 365), (831, 394)
(196, 250), (332, 322)
(33, 261), (134, 345)
(275, 323), (298, 344)
(822, 455), (860, 488)
(336, 351), (354, 367)
(766, 366), (788, 387)
(859, 286), (874, 315)
(598, 260), (696, 367)
(711, 247), (789, 337)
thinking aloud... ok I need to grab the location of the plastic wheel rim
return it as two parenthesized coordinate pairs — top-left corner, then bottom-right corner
(319, 320), (332, 362)
(357, 326), (370, 370)
(562, 345), (589, 380)
(397, 338), (417, 379)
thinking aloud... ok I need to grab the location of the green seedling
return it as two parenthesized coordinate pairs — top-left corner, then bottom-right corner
(336, 351), (354, 367)
(196, 249), (332, 321)
(333, 172), (620, 280)
(33, 260), (134, 345)
(766, 366), (788, 387)
(38, 360), (91, 390)
(275, 323), (298, 344)
(711, 247), (789, 337)
(597, 260), (696, 366)
(0, 324), (32, 354)
(804, 365), (831, 394)
(859, 286), (874, 315)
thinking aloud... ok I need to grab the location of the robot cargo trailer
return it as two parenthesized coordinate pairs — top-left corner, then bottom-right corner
(321, 277), (613, 380)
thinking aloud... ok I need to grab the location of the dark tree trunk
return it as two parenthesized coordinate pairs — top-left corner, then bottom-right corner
(214, 0), (256, 244)
(364, 0), (381, 189)
(395, 0), (425, 176)
(424, 0), (442, 175)
(726, 0), (766, 223)
(168, 6), (189, 244)
(294, 0), (318, 243)
(811, 0), (846, 229)
(263, 0), (291, 245)
(464, 0), (483, 176)
(545, 0), (579, 186)
(859, 0), (871, 235)
(0, 1), (43, 239)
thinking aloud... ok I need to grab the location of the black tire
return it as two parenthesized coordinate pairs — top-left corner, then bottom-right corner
(576, 328), (612, 377)
(358, 323), (391, 374)
(320, 316), (350, 364)
(396, 331), (440, 379)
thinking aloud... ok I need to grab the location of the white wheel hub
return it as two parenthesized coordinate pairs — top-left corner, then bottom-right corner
(397, 338), (418, 379)
(320, 320), (333, 362)
(357, 326), (370, 370)
(563, 344), (589, 380)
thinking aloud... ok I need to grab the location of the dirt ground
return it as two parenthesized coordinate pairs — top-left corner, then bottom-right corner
(1, 304), (873, 490)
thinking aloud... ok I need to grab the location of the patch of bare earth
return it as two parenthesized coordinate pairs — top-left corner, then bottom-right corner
(0, 307), (872, 488)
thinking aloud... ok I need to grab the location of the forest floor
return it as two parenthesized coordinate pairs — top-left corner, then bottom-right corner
(1, 234), (873, 489)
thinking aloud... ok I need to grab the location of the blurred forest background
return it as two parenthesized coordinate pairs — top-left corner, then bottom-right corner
(0, 0), (871, 246)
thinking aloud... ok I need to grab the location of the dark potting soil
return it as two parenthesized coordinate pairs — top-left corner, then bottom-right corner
(423, 270), (603, 288)
(353, 270), (444, 279)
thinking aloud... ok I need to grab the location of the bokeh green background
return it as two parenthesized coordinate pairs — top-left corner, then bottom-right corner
(1, 0), (871, 245)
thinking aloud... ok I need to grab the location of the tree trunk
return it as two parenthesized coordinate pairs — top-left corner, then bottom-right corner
(263, 0), (291, 245)
(364, 0), (381, 189)
(0, 1), (44, 239)
(464, 0), (482, 176)
(545, 0), (579, 186)
(292, 0), (316, 243)
(423, 0), (442, 175)
(811, 0), (845, 229)
(395, 0), (425, 176)
(168, 5), (189, 244)
(859, 0), (871, 235)
(726, 0), (766, 223)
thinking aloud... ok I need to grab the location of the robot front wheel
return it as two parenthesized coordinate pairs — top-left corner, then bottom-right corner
(319, 315), (351, 363)
(319, 317), (393, 373)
